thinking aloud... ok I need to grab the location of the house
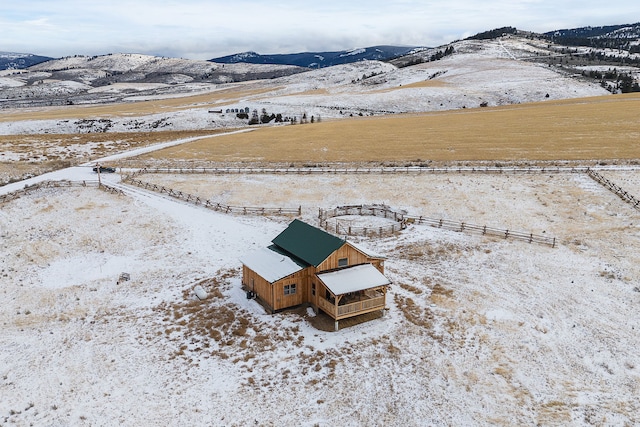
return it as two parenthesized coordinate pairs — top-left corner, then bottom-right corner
(240, 219), (390, 331)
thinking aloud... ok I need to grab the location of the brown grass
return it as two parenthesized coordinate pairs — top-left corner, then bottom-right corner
(0, 130), (227, 157)
(0, 130), (229, 184)
(137, 93), (640, 163)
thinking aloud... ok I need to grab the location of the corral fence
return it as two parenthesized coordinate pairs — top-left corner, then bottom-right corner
(124, 177), (301, 216)
(319, 204), (407, 237)
(0, 179), (124, 204)
(586, 168), (640, 211)
(319, 203), (556, 247)
(404, 215), (556, 247)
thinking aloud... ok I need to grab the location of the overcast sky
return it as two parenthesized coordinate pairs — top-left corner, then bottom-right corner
(2, 1), (639, 60)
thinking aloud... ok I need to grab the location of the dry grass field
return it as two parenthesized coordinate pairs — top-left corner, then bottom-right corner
(135, 93), (640, 164)
(0, 130), (227, 184)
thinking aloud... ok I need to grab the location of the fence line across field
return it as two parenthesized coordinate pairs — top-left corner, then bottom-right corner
(1, 179), (557, 247)
(124, 165), (596, 177)
(586, 168), (640, 211)
(124, 177), (301, 216)
(319, 204), (556, 247)
(0, 179), (124, 204)
(405, 215), (556, 247)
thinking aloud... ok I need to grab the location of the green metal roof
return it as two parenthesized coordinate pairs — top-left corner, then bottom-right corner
(272, 219), (345, 267)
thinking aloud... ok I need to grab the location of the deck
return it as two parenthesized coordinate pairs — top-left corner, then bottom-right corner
(318, 293), (386, 320)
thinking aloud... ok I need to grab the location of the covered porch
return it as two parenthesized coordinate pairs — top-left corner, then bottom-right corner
(316, 264), (390, 331)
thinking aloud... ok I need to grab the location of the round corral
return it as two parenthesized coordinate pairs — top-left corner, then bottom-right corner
(318, 204), (407, 237)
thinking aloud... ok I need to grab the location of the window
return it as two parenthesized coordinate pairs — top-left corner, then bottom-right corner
(338, 257), (348, 267)
(311, 282), (316, 296)
(284, 284), (297, 295)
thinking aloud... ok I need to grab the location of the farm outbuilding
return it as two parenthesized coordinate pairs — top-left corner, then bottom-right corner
(240, 219), (390, 330)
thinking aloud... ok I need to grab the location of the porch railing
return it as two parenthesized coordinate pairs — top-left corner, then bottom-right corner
(318, 295), (385, 319)
(338, 295), (385, 317)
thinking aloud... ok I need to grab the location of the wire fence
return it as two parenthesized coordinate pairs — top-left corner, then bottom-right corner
(124, 177), (301, 216)
(586, 168), (640, 211)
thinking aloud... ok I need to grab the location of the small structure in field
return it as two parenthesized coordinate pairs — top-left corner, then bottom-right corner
(240, 219), (390, 331)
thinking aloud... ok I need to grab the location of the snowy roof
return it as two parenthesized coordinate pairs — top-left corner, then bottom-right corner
(239, 247), (306, 283)
(317, 264), (390, 295)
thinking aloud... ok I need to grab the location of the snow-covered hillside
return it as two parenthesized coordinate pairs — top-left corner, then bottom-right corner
(0, 35), (617, 135)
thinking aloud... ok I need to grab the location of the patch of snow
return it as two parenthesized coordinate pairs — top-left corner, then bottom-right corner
(341, 48), (366, 57)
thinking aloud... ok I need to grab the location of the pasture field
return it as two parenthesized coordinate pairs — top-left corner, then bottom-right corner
(0, 85), (278, 122)
(136, 93), (640, 164)
(0, 130), (227, 185)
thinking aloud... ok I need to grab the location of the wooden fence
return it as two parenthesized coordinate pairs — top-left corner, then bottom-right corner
(318, 203), (556, 247)
(125, 177), (301, 216)
(319, 205), (407, 237)
(125, 165), (593, 177)
(586, 168), (640, 211)
(0, 180), (124, 204)
(404, 215), (556, 247)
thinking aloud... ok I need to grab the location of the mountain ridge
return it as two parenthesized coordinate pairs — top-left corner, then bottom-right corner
(209, 45), (423, 69)
(0, 51), (53, 70)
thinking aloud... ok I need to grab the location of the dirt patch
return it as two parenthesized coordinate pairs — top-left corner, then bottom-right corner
(306, 307), (384, 332)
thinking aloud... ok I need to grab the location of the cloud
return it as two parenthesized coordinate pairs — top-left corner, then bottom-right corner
(1, 1), (639, 59)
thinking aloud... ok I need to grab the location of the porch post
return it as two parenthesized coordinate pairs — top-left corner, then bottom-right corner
(334, 295), (340, 331)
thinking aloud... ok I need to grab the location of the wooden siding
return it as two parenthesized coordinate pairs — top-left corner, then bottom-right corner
(243, 265), (311, 312)
(317, 243), (376, 272)
(242, 265), (274, 310)
(272, 269), (309, 311)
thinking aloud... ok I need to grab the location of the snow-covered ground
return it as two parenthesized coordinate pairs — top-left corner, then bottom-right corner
(2, 158), (640, 425)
